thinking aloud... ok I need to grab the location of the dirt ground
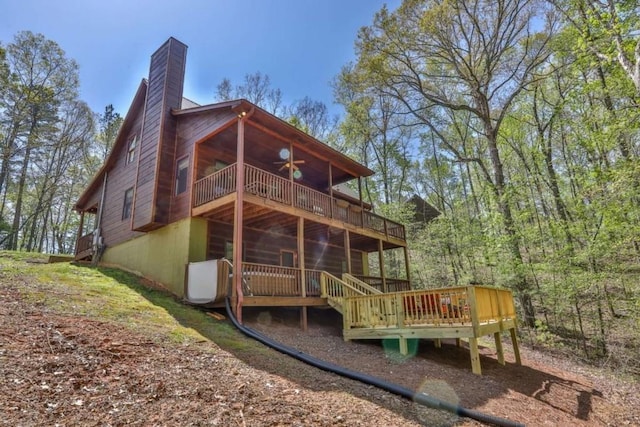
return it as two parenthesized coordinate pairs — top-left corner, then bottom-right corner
(1, 284), (638, 426)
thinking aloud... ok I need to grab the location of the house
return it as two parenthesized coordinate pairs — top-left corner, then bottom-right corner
(74, 37), (411, 320)
(74, 38), (520, 374)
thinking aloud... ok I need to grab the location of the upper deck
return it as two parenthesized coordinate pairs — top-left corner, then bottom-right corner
(192, 163), (406, 246)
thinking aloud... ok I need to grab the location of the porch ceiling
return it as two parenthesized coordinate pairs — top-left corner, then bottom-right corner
(201, 202), (399, 252)
(199, 122), (360, 190)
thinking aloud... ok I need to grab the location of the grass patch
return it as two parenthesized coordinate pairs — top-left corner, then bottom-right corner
(0, 251), (255, 350)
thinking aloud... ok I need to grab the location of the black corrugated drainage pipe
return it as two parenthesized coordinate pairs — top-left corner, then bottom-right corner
(224, 298), (524, 427)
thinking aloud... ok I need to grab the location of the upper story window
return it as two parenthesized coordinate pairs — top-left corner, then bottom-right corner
(126, 135), (137, 164)
(122, 187), (134, 220)
(176, 157), (189, 195)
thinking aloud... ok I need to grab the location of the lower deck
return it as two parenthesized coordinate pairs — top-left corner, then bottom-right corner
(190, 260), (521, 375)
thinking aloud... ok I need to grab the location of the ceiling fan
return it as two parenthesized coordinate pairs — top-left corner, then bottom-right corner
(274, 148), (305, 171)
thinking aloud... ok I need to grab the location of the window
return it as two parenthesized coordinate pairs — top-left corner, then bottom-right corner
(122, 187), (134, 220)
(224, 240), (247, 261)
(281, 250), (296, 268)
(224, 241), (233, 260)
(176, 157), (189, 195)
(126, 136), (137, 164)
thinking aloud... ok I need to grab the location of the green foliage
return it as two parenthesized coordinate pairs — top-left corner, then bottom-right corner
(333, 0), (640, 369)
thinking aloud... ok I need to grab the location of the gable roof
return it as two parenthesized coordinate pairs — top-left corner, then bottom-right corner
(173, 99), (375, 179)
(408, 194), (441, 223)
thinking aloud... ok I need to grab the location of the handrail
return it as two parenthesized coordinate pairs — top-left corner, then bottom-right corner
(341, 286), (517, 330)
(76, 232), (94, 254)
(193, 164), (237, 206)
(341, 273), (383, 295)
(352, 275), (411, 293)
(241, 262), (301, 296)
(320, 271), (367, 299)
(193, 162), (406, 241)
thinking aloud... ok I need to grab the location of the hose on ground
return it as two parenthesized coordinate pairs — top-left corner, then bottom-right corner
(224, 298), (524, 427)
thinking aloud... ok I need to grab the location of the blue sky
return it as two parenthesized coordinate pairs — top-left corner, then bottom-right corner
(1, 0), (401, 117)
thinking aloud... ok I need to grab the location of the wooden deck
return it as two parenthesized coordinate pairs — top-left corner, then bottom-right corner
(223, 261), (521, 375)
(319, 274), (521, 375)
(193, 163), (406, 243)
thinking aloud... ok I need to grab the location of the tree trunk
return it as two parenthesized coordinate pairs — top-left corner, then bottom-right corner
(485, 121), (536, 327)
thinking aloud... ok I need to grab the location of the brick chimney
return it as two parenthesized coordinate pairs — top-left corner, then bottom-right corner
(132, 37), (187, 231)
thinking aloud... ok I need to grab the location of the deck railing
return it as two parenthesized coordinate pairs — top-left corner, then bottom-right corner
(352, 275), (411, 292)
(304, 269), (323, 296)
(473, 286), (517, 322)
(75, 232), (94, 257)
(193, 163), (406, 241)
(341, 273), (383, 294)
(341, 286), (516, 330)
(193, 164), (237, 207)
(241, 262), (301, 296)
(233, 262), (398, 300)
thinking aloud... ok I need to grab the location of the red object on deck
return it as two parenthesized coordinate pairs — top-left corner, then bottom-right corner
(403, 293), (441, 316)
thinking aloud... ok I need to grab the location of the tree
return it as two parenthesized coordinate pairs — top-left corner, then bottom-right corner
(96, 104), (122, 162)
(0, 31), (80, 250)
(349, 0), (560, 327)
(286, 96), (338, 141)
(214, 71), (283, 115)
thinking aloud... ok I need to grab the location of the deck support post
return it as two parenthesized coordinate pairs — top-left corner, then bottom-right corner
(469, 337), (481, 375)
(399, 337), (408, 356)
(298, 217), (307, 331)
(510, 327), (522, 366)
(434, 339), (442, 348)
(455, 338), (461, 347)
(344, 229), (351, 274)
(494, 332), (505, 365)
(75, 211), (85, 255)
(378, 239), (387, 293)
(232, 112), (248, 323)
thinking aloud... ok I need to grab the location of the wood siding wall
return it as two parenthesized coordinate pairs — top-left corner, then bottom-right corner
(206, 221), (364, 277)
(133, 38), (187, 231)
(169, 110), (237, 223)
(99, 106), (145, 247)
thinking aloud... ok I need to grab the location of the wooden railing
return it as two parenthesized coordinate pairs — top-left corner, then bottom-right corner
(233, 263), (406, 301)
(473, 286), (517, 323)
(76, 232), (94, 253)
(320, 271), (366, 299)
(193, 163), (406, 241)
(304, 269), (323, 296)
(245, 166), (291, 205)
(341, 273), (383, 294)
(341, 286), (516, 330)
(352, 275), (412, 293)
(241, 262), (301, 296)
(193, 164), (237, 207)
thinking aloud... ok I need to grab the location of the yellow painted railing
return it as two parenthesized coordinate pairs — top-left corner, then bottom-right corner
(341, 286), (516, 331)
(352, 275), (411, 292)
(320, 271), (366, 299)
(472, 286), (517, 323)
(342, 273), (383, 294)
